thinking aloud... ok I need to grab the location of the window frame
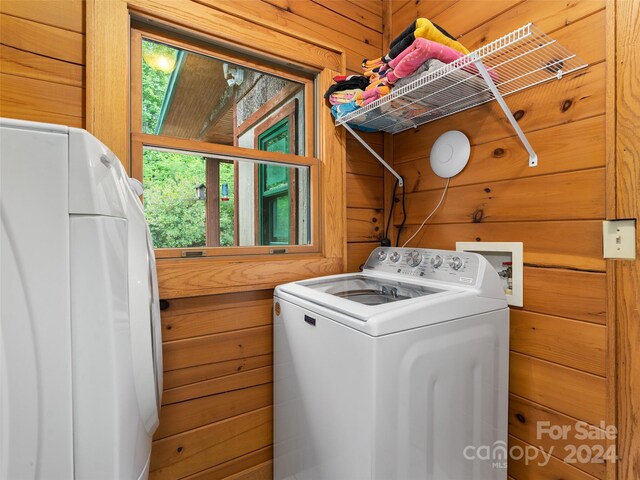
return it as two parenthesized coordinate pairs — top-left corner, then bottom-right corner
(86, 0), (346, 298)
(130, 27), (319, 258)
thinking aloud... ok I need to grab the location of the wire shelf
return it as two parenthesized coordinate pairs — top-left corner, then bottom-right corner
(335, 23), (588, 134)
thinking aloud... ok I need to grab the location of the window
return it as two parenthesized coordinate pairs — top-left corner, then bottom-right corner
(131, 28), (317, 257)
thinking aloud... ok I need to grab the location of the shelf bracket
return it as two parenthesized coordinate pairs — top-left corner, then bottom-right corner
(342, 123), (404, 186)
(472, 56), (538, 167)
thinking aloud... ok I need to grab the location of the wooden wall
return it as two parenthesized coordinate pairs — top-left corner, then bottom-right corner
(1, 0), (382, 478)
(388, 1), (612, 479)
(0, 0), (85, 127)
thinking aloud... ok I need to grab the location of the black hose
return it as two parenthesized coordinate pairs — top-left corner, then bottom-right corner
(396, 179), (406, 247)
(382, 179), (398, 245)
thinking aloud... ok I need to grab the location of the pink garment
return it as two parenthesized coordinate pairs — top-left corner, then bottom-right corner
(385, 38), (464, 84)
(356, 85), (391, 106)
(385, 37), (498, 84)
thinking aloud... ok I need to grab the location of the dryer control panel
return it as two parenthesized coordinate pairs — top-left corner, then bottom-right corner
(363, 247), (481, 286)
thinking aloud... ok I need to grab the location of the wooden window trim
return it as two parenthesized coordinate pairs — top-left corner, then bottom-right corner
(87, 0), (346, 297)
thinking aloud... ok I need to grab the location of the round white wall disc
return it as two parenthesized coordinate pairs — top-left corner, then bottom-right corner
(430, 130), (471, 178)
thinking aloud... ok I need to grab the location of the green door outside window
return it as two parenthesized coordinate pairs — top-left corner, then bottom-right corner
(258, 118), (292, 245)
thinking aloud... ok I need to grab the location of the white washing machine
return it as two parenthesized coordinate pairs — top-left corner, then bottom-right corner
(274, 247), (509, 480)
(0, 118), (163, 479)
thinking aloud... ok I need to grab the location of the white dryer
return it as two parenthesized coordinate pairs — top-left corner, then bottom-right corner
(274, 247), (509, 480)
(0, 118), (163, 479)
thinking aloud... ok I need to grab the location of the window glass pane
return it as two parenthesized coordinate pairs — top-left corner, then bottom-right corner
(142, 149), (206, 248)
(141, 38), (306, 155)
(142, 147), (310, 249)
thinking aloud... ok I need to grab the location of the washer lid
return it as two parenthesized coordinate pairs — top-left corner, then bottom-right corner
(303, 275), (444, 306)
(278, 272), (467, 323)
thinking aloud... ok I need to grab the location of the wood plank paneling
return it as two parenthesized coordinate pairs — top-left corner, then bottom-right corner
(163, 354), (273, 390)
(432, 0), (522, 38)
(396, 169), (606, 226)
(346, 242), (377, 272)
(224, 461), (272, 480)
(347, 208), (384, 242)
(614, 1), (640, 476)
(397, 220), (605, 272)
(0, 73), (84, 127)
(163, 326), (273, 372)
(391, 0), (458, 38)
(151, 408), (272, 478)
(163, 366), (272, 405)
(458, 0), (605, 52)
(161, 299), (273, 341)
(346, 173), (384, 209)
(312, 0), (383, 33)
(262, 0), (381, 49)
(156, 256), (342, 298)
(346, 138), (384, 177)
(202, 0), (379, 73)
(509, 394), (608, 479)
(0, 0), (84, 33)
(0, 45), (84, 88)
(155, 383), (272, 439)
(510, 310), (606, 376)
(159, 290), (274, 317)
(396, 115), (606, 192)
(510, 352), (606, 427)
(524, 267), (606, 325)
(180, 447), (272, 480)
(0, 13), (84, 64)
(394, 61), (605, 163)
(508, 435), (600, 480)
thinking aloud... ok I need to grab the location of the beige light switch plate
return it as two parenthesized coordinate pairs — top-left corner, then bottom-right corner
(603, 219), (636, 259)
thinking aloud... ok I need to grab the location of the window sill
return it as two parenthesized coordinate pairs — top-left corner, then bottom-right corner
(156, 253), (343, 298)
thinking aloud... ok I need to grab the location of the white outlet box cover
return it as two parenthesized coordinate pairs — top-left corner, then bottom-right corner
(603, 219), (636, 259)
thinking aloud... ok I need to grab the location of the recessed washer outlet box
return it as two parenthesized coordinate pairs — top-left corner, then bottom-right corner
(456, 242), (523, 307)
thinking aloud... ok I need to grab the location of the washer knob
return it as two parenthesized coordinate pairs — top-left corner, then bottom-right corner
(449, 256), (463, 270)
(389, 251), (401, 263)
(376, 250), (388, 261)
(407, 250), (422, 267)
(430, 255), (443, 268)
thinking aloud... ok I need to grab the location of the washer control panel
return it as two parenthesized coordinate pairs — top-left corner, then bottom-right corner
(363, 247), (481, 286)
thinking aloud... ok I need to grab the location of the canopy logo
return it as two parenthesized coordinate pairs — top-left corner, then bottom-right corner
(463, 441), (551, 468)
(463, 420), (617, 468)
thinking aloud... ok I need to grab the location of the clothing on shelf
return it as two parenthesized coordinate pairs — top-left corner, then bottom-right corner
(384, 38), (465, 84)
(324, 75), (369, 99)
(325, 18), (481, 131)
(356, 84), (391, 106)
(329, 88), (364, 105)
(362, 18), (469, 70)
(330, 103), (377, 132)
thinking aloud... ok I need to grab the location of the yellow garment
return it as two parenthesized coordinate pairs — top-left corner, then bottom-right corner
(414, 18), (469, 55)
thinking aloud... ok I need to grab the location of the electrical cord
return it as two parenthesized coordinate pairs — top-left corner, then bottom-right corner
(395, 180), (406, 247)
(382, 179), (398, 246)
(401, 178), (450, 248)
